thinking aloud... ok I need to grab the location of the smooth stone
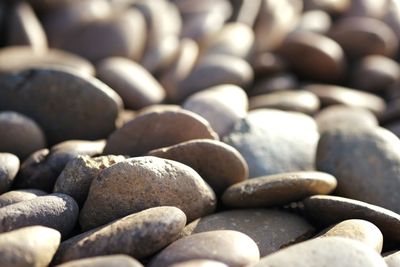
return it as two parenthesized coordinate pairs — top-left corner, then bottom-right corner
(0, 226), (61, 267)
(15, 139), (105, 191)
(315, 105), (378, 133)
(277, 31), (346, 82)
(250, 52), (288, 77)
(104, 110), (218, 157)
(181, 209), (315, 257)
(250, 73), (298, 96)
(177, 55), (253, 102)
(295, 10), (332, 34)
(0, 193), (79, 237)
(25, 0), (84, 11)
(385, 251), (400, 267)
(148, 139), (248, 195)
(222, 171), (336, 208)
(0, 189), (46, 208)
(223, 109), (319, 178)
(53, 155), (126, 206)
(80, 156), (216, 230)
(249, 90), (320, 115)
(183, 84), (248, 136)
(303, 195), (400, 241)
(229, 0), (262, 27)
(344, 0), (388, 18)
(303, 0), (349, 14)
(0, 153), (20, 194)
(384, 0), (400, 39)
(252, 237), (387, 267)
(316, 127), (400, 213)
(0, 67), (122, 145)
(148, 230), (260, 267)
(55, 255), (143, 267)
(96, 57), (166, 109)
(169, 260), (228, 267)
(317, 219), (383, 253)
(379, 98), (400, 124)
(0, 111), (46, 159)
(304, 84), (386, 115)
(55, 207), (186, 263)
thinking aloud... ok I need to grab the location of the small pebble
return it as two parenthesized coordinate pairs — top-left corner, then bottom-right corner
(0, 189), (46, 208)
(0, 153), (20, 194)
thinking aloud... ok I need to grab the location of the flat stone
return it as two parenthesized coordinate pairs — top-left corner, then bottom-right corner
(80, 156), (216, 230)
(182, 209), (315, 257)
(148, 139), (248, 195)
(0, 226), (61, 267)
(0, 67), (122, 145)
(303, 195), (400, 242)
(253, 237), (387, 267)
(317, 219), (383, 253)
(55, 255), (143, 267)
(0, 193), (79, 237)
(222, 171), (337, 208)
(0, 189), (46, 208)
(0, 153), (20, 194)
(148, 230), (260, 267)
(104, 110), (218, 157)
(316, 127), (400, 213)
(169, 260), (228, 267)
(54, 207), (186, 264)
(54, 155), (126, 206)
(385, 251), (400, 267)
(223, 109), (319, 178)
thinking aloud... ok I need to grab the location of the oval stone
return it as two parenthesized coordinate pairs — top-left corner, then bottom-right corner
(55, 255), (143, 267)
(0, 153), (20, 194)
(0, 189), (46, 208)
(80, 156), (216, 230)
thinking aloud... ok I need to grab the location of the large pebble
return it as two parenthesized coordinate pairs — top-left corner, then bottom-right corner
(222, 171), (336, 208)
(182, 209), (315, 257)
(0, 153), (20, 194)
(55, 207), (186, 263)
(55, 255), (143, 267)
(223, 109), (319, 178)
(0, 226), (61, 267)
(0, 189), (46, 208)
(0, 193), (79, 237)
(104, 110), (218, 157)
(0, 68), (122, 144)
(148, 230), (260, 267)
(80, 156), (216, 230)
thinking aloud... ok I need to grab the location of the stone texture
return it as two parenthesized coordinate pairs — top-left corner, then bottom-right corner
(0, 226), (61, 267)
(0, 189), (46, 208)
(55, 207), (186, 264)
(55, 255), (143, 267)
(182, 209), (315, 257)
(223, 109), (319, 178)
(148, 139), (248, 194)
(0, 153), (20, 194)
(80, 156), (216, 230)
(148, 230), (260, 267)
(104, 110), (218, 157)
(222, 171), (337, 208)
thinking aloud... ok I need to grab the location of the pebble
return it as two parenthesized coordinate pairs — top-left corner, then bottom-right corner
(223, 109), (319, 178)
(0, 153), (20, 194)
(55, 255), (144, 267)
(0, 67), (122, 145)
(295, 10), (332, 34)
(250, 73), (298, 96)
(344, 0), (388, 18)
(317, 127), (400, 213)
(384, 251), (400, 267)
(222, 171), (337, 208)
(252, 237), (387, 267)
(183, 84), (248, 136)
(0, 226), (61, 267)
(55, 206), (186, 263)
(250, 52), (287, 77)
(104, 110), (218, 157)
(0, 111), (46, 159)
(182, 209), (315, 257)
(148, 230), (260, 267)
(303, 195), (400, 241)
(53, 155), (126, 206)
(0, 189), (46, 208)
(0, 193), (79, 237)
(169, 260), (228, 267)
(317, 219), (383, 253)
(80, 156), (216, 230)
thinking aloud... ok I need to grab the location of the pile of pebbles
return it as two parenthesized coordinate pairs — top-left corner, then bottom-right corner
(1, 0), (400, 266)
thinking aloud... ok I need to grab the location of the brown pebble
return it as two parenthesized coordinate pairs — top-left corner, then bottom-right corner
(250, 73), (298, 96)
(0, 153), (20, 194)
(0, 189), (46, 208)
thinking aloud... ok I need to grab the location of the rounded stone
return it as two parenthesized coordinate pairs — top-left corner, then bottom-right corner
(80, 156), (216, 230)
(0, 111), (46, 159)
(385, 251), (400, 267)
(0, 226), (61, 267)
(0, 193), (79, 237)
(223, 109), (319, 178)
(344, 0), (388, 18)
(169, 260), (228, 267)
(0, 67), (122, 145)
(250, 73), (298, 96)
(181, 209), (315, 257)
(222, 171), (337, 208)
(148, 139), (248, 195)
(295, 10), (332, 34)
(104, 110), (218, 157)
(253, 237), (387, 267)
(303, 195), (400, 241)
(54, 255), (143, 267)
(148, 230), (260, 267)
(0, 189), (46, 208)
(0, 153), (20, 194)
(317, 219), (383, 253)
(55, 207), (186, 263)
